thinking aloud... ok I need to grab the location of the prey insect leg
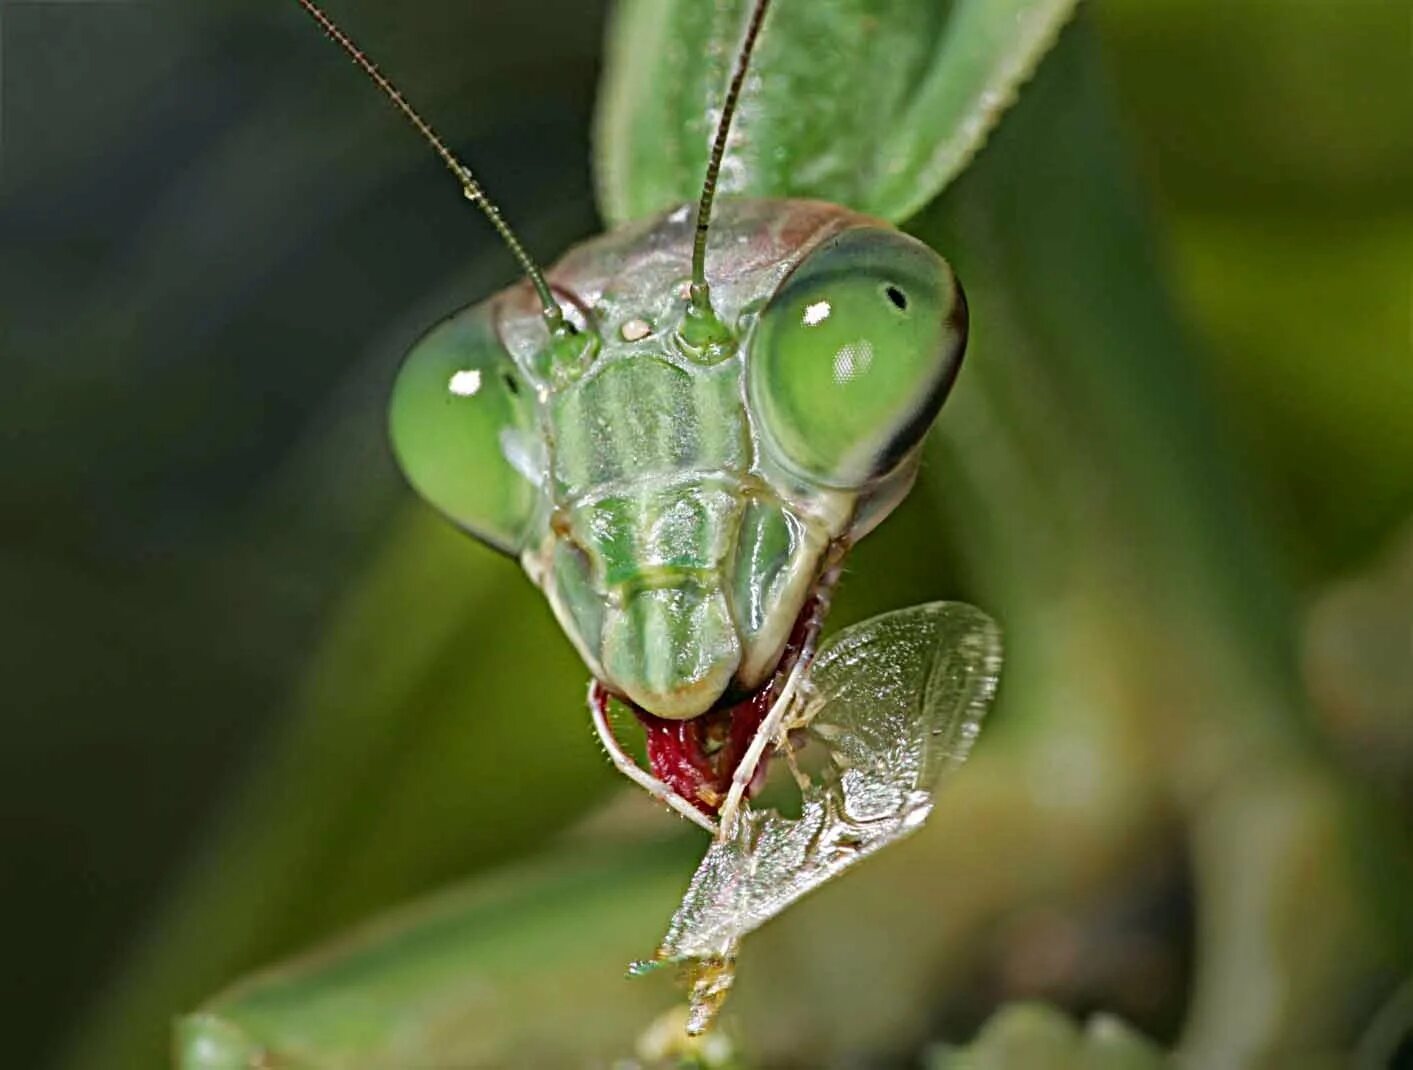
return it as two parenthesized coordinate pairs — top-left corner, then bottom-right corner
(716, 565), (838, 839)
(715, 654), (806, 838)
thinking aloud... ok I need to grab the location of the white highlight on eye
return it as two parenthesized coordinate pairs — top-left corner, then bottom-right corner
(448, 369), (482, 396)
(802, 300), (832, 326)
(832, 339), (874, 383)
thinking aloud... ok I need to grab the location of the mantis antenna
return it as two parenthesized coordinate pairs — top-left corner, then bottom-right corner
(295, 0), (569, 335)
(688, 0), (775, 327)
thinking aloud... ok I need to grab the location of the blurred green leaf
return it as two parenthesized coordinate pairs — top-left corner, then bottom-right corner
(912, 17), (1412, 1061)
(927, 1003), (1169, 1070)
(1180, 766), (1400, 1068)
(1094, 0), (1413, 577)
(1167, 211), (1413, 578)
(1303, 522), (1413, 795)
(174, 841), (701, 1069)
(595, 0), (1078, 225)
(1095, 0), (1413, 212)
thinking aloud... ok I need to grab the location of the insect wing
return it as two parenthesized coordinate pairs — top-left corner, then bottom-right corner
(805, 599), (1000, 814)
(643, 602), (1002, 1030)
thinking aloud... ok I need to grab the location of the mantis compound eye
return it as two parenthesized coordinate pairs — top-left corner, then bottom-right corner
(747, 226), (967, 488)
(388, 306), (542, 554)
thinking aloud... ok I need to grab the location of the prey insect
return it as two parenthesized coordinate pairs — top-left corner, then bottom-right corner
(297, 0), (977, 841)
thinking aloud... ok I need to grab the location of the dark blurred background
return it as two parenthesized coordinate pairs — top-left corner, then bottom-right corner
(2, 1), (1409, 1067)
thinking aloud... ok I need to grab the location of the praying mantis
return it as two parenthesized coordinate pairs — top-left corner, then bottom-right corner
(299, 0), (987, 843)
(170, 0), (1085, 1063)
(290, 0), (1008, 1025)
(48, 2), (1402, 1067)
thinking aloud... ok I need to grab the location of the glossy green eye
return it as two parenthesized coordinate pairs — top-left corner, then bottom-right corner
(388, 306), (542, 553)
(747, 226), (967, 488)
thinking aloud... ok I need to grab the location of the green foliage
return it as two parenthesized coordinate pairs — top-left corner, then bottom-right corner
(596, 0), (1078, 224)
(927, 1003), (1169, 1070)
(1095, 0), (1413, 577)
(172, 842), (702, 1068)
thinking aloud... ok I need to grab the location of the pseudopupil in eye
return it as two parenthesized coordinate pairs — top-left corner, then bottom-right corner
(748, 226), (968, 489)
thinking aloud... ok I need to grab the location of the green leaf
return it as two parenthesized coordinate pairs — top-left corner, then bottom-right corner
(926, 1003), (1170, 1070)
(174, 842), (701, 1070)
(595, 0), (1078, 225)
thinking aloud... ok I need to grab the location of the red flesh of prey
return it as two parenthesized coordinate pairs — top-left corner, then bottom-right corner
(601, 597), (822, 817)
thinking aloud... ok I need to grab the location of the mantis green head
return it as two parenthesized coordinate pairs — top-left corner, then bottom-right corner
(389, 201), (968, 722)
(300, 0), (968, 819)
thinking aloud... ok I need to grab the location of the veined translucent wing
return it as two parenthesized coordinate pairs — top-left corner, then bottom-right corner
(636, 602), (1003, 1033)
